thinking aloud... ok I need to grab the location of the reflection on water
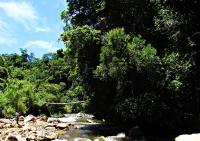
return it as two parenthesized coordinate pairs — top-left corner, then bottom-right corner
(56, 125), (175, 141)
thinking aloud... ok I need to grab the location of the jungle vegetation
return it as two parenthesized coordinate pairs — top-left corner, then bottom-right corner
(1, 0), (200, 135)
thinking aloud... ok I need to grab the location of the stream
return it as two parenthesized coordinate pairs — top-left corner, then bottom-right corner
(53, 113), (143, 141)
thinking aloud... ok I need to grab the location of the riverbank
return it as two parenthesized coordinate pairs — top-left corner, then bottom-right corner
(0, 113), (134, 141)
(2, 113), (190, 141)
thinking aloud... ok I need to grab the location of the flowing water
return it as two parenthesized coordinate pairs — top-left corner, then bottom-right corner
(55, 114), (145, 141)
(59, 126), (140, 141)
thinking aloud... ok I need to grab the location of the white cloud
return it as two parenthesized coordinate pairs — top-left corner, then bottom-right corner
(35, 27), (51, 32)
(0, 19), (17, 45)
(24, 40), (59, 52)
(0, 36), (16, 44)
(0, 1), (51, 32)
(0, 1), (38, 30)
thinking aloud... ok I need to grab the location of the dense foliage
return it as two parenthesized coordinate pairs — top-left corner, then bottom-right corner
(61, 0), (200, 134)
(0, 50), (73, 117)
(0, 0), (200, 135)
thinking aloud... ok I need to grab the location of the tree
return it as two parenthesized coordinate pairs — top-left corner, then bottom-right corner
(0, 79), (33, 116)
(0, 56), (8, 91)
(61, 25), (101, 102)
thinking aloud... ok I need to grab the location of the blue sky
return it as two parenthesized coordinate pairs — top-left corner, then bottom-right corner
(0, 0), (67, 58)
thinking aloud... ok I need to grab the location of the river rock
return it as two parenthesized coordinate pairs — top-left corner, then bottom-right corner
(45, 123), (57, 127)
(86, 119), (94, 123)
(47, 118), (59, 123)
(56, 123), (69, 129)
(37, 129), (46, 138)
(45, 126), (56, 132)
(19, 116), (24, 121)
(37, 128), (57, 140)
(126, 126), (143, 138)
(52, 139), (68, 141)
(175, 133), (200, 141)
(5, 123), (11, 128)
(39, 115), (48, 121)
(0, 118), (12, 124)
(45, 132), (58, 140)
(74, 138), (92, 141)
(94, 136), (106, 141)
(58, 134), (70, 140)
(24, 115), (36, 123)
(5, 134), (24, 141)
(0, 123), (4, 128)
(26, 132), (37, 140)
(77, 113), (94, 119)
(58, 117), (76, 123)
(23, 123), (35, 131)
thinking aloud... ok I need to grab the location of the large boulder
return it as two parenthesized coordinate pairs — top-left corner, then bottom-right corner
(175, 133), (200, 141)
(126, 126), (143, 138)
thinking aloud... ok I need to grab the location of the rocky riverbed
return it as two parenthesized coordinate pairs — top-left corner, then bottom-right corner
(0, 113), (96, 141)
(2, 113), (188, 141)
(0, 113), (132, 141)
